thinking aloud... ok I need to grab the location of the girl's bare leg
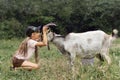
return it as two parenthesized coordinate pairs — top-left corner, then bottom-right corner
(20, 60), (39, 70)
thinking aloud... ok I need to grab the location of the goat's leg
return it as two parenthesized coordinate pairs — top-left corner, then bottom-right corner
(70, 54), (76, 72)
(101, 49), (111, 65)
(96, 54), (104, 66)
(69, 53), (76, 79)
(96, 54), (104, 62)
(102, 53), (111, 65)
(99, 49), (111, 71)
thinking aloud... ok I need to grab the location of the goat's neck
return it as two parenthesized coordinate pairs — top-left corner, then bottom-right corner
(51, 35), (68, 55)
(52, 35), (65, 47)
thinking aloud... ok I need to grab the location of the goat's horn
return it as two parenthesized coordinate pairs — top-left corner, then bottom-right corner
(45, 23), (57, 27)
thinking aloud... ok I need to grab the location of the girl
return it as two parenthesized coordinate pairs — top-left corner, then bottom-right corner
(12, 25), (49, 70)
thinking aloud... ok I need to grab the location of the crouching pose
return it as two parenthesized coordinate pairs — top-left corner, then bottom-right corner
(11, 25), (49, 70)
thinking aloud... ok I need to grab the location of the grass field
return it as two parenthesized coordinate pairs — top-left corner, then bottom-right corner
(0, 38), (120, 80)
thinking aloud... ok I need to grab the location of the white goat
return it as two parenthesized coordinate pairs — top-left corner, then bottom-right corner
(47, 29), (118, 71)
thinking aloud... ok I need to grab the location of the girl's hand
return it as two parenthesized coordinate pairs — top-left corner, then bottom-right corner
(42, 23), (56, 33)
(43, 26), (49, 33)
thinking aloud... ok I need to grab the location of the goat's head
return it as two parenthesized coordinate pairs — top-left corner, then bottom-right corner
(45, 23), (58, 42)
(45, 23), (58, 50)
(47, 31), (55, 42)
(37, 23), (57, 50)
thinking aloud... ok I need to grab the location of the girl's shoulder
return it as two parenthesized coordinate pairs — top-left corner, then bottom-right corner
(27, 39), (38, 47)
(28, 39), (38, 44)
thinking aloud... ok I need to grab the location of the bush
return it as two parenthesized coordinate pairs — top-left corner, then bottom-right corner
(0, 18), (25, 39)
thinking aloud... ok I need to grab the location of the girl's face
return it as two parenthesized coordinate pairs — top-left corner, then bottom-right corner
(31, 32), (41, 40)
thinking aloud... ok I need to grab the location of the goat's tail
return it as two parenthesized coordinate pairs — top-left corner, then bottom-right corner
(112, 29), (118, 38)
(110, 29), (119, 42)
(106, 29), (118, 47)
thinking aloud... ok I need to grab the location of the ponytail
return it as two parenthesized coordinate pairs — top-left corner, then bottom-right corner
(17, 37), (30, 57)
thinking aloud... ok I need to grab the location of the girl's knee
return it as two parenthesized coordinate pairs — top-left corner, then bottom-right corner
(34, 64), (40, 69)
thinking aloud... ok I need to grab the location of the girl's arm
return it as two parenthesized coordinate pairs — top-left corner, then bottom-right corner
(35, 26), (48, 47)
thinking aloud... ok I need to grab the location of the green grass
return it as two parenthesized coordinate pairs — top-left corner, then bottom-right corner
(0, 38), (120, 80)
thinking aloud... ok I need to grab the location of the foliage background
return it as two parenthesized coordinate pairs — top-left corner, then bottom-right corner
(0, 0), (120, 38)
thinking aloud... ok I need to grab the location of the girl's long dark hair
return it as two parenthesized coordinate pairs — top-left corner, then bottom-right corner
(17, 37), (38, 58)
(17, 37), (30, 57)
(16, 26), (39, 57)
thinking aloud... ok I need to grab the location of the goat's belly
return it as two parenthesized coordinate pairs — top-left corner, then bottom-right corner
(83, 45), (101, 58)
(66, 46), (100, 59)
(64, 42), (102, 58)
(76, 49), (99, 58)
